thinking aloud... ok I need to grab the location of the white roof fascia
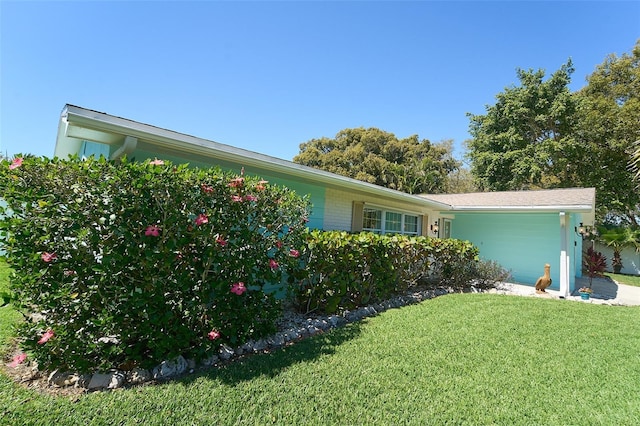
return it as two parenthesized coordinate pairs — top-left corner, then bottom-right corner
(61, 105), (452, 211)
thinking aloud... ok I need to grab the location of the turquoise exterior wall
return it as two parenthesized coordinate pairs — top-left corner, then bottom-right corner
(450, 212), (580, 291)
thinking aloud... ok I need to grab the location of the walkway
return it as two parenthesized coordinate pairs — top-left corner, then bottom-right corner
(493, 276), (640, 306)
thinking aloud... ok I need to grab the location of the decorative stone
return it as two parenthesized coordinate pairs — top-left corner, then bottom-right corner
(152, 355), (188, 379)
(126, 368), (152, 385)
(48, 370), (80, 387)
(202, 355), (219, 366)
(268, 333), (285, 348)
(88, 371), (126, 390)
(218, 344), (235, 360)
(252, 339), (268, 352)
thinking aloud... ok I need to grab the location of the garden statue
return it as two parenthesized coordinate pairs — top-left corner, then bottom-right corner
(535, 264), (552, 293)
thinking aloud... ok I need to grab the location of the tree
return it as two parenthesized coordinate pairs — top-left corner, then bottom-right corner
(466, 41), (640, 224)
(575, 40), (640, 225)
(466, 61), (581, 191)
(294, 128), (459, 194)
(631, 139), (640, 188)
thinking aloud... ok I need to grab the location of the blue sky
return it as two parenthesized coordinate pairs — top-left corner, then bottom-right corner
(1, 1), (638, 163)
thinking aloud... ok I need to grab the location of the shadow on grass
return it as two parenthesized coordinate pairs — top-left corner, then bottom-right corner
(174, 320), (365, 387)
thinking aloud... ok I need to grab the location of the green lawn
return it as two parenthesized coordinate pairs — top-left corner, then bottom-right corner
(606, 272), (640, 288)
(1, 287), (639, 425)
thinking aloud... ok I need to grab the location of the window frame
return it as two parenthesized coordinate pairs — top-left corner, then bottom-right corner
(362, 206), (420, 236)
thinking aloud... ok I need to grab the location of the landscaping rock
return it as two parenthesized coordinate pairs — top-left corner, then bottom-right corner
(126, 368), (151, 385)
(47, 370), (79, 387)
(202, 355), (219, 366)
(152, 355), (188, 379)
(87, 371), (126, 390)
(218, 344), (235, 360)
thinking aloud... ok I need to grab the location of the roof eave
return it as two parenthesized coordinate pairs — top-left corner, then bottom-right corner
(60, 105), (452, 211)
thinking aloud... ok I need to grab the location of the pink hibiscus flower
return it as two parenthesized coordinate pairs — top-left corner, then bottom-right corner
(207, 329), (221, 341)
(275, 240), (283, 249)
(228, 177), (244, 188)
(255, 180), (269, 191)
(37, 329), (55, 345)
(7, 353), (27, 368)
(244, 194), (258, 202)
(289, 249), (300, 258)
(195, 213), (209, 226)
(269, 259), (279, 270)
(9, 157), (23, 170)
(149, 158), (164, 166)
(41, 252), (57, 263)
(230, 282), (247, 295)
(231, 195), (243, 202)
(145, 225), (161, 237)
(216, 236), (228, 247)
(201, 184), (214, 194)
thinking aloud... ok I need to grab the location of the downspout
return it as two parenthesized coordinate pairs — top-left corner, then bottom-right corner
(109, 136), (138, 161)
(559, 212), (570, 298)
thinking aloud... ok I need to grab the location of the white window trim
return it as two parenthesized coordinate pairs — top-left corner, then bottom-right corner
(363, 206), (420, 236)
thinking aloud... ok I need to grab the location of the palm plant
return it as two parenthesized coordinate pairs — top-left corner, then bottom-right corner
(597, 226), (640, 273)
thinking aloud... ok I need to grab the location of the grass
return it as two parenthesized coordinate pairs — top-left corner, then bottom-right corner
(606, 272), (640, 287)
(1, 258), (640, 424)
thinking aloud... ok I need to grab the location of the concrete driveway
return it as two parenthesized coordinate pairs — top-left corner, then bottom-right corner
(494, 276), (640, 306)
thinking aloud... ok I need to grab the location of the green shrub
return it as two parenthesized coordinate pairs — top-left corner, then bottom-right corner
(0, 156), (310, 372)
(293, 231), (480, 314)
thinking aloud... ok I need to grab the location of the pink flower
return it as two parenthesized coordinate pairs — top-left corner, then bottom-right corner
(207, 329), (221, 341)
(9, 157), (23, 170)
(228, 177), (244, 188)
(195, 213), (209, 226)
(201, 184), (214, 194)
(290, 249), (300, 258)
(149, 158), (164, 166)
(255, 180), (269, 191)
(37, 329), (55, 345)
(244, 194), (258, 202)
(216, 236), (228, 247)
(231, 195), (243, 202)
(230, 282), (246, 295)
(269, 259), (279, 270)
(41, 252), (57, 263)
(7, 353), (27, 368)
(275, 241), (283, 249)
(145, 225), (161, 237)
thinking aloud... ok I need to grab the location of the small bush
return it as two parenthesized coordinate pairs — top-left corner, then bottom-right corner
(0, 156), (310, 372)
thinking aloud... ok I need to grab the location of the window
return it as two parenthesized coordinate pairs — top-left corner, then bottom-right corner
(363, 208), (382, 232)
(363, 207), (419, 235)
(404, 215), (418, 234)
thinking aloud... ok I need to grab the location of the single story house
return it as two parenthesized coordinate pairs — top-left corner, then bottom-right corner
(54, 104), (596, 296)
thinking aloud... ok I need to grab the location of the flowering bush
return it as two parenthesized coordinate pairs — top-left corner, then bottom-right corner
(0, 156), (310, 371)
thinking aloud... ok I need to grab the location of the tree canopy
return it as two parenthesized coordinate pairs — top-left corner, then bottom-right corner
(466, 40), (640, 224)
(294, 127), (459, 194)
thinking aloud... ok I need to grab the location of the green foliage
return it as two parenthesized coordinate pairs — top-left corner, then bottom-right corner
(575, 41), (640, 224)
(294, 128), (460, 194)
(596, 225), (640, 272)
(293, 231), (479, 314)
(467, 61), (580, 191)
(466, 41), (640, 224)
(0, 156), (310, 372)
